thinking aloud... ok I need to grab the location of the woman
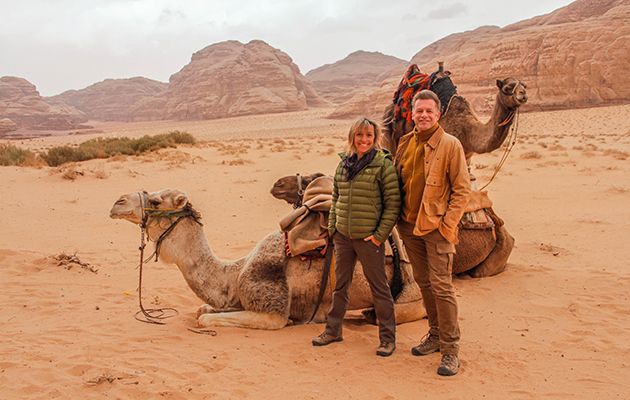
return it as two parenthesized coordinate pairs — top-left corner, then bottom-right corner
(311, 117), (401, 357)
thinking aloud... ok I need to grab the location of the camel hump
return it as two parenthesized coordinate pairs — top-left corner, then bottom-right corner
(443, 95), (472, 118)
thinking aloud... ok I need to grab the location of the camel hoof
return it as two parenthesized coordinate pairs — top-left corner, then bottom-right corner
(196, 304), (216, 318)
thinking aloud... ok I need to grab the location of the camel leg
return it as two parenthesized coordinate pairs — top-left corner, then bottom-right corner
(197, 311), (288, 330)
(362, 301), (426, 325)
(196, 304), (242, 318)
(469, 226), (515, 278)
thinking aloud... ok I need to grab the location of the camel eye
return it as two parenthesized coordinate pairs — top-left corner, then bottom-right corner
(149, 198), (161, 206)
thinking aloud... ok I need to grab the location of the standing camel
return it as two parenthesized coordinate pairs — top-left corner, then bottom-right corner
(383, 78), (528, 160)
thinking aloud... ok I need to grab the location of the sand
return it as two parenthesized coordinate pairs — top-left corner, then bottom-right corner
(1, 105), (630, 399)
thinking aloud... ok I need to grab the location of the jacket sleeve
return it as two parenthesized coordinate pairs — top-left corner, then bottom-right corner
(442, 141), (471, 240)
(373, 157), (401, 243)
(327, 166), (340, 237)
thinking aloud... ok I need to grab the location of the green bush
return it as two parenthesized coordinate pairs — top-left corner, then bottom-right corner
(0, 144), (39, 166)
(41, 131), (196, 166)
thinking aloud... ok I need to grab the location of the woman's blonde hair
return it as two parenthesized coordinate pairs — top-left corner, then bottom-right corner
(346, 117), (382, 156)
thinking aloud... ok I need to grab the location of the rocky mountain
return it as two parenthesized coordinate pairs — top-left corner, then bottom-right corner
(0, 76), (87, 131)
(330, 0), (630, 119)
(50, 77), (168, 121)
(305, 51), (407, 104)
(164, 40), (328, 120)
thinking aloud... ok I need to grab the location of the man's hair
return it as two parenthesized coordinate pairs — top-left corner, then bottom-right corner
(346, 117), (382, 156)
(412, 89), (441, 112)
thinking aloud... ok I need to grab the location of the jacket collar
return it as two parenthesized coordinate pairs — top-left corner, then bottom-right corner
(426, 124), (445, 149)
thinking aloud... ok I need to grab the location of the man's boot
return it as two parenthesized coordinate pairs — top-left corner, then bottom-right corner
(312, 332), (343, 346)
(411, 332), (440, 356)
(437, 354), (460, 376)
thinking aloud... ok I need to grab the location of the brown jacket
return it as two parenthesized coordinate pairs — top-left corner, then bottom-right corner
(394, 125), (471, 244)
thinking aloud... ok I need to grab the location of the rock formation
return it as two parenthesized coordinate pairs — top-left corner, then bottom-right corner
(164, 40), (328, 120)
(330, 0), (630, 118)
(0, 118), (17, 134)
(49, 77), (168, 121)
(306, 51), (406, 104)
(0, 76), (87, 130)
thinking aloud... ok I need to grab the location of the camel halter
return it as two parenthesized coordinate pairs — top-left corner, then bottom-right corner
(294, 173), (305, 209)
(133, 191), (201, 325)
(479, 82), (524, 190)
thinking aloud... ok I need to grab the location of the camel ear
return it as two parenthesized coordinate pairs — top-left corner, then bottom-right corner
(174, 193), (189, 209)
(496, 79), (504, 89)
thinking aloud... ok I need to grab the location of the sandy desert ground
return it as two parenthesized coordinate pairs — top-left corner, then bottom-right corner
(1, 104), (630, 399)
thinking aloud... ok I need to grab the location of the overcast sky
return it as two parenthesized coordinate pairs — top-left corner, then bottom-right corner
(0, 0), (574, 96)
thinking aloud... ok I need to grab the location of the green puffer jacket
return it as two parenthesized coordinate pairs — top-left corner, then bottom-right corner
(328, 149), (401, 243)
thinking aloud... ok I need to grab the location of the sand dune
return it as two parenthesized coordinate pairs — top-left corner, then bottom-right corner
(1, 104), (630, 398)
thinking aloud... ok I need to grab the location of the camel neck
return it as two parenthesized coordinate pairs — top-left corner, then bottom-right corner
(150, 218), (242, 309)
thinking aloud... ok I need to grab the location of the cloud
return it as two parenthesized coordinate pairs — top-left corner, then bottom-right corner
(426, 3), (469, 20)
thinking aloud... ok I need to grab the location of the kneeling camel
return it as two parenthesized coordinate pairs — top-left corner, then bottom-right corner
(110, 189), (424, 330)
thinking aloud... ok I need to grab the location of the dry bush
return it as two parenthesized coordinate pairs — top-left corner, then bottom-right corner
(0, 144), (44, 166)
(520, 151), (543, 160)
(93, 165), (109, 179)
(41, 131), (195, 166)
(601, 149), (628, 160)
(221, 158), (253, 166)
(51, 252), (98, 273)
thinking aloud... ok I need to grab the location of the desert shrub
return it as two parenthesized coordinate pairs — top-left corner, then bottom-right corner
(41, 131), (196, 166)
(0, 144), (40, 166)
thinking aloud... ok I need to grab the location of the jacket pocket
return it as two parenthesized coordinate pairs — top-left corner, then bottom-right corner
(425, 173), (445, 199)
(424, 200), (447, 216)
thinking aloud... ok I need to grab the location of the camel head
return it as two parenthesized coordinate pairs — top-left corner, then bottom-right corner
(496, 78), (528, 108)
(109, 189), (190, 224)
(270, 173), (325, 206)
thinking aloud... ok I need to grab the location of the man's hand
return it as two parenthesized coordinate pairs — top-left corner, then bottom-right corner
(364, 235), (381, 247)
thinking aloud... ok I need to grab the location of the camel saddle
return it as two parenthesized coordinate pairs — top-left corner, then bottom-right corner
(460, 190), (504, 230)
(279, 176), (408, 262)
(279, 176), (333, 257)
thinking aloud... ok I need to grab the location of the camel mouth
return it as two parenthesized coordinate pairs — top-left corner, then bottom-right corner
(109, 210), (134, 219)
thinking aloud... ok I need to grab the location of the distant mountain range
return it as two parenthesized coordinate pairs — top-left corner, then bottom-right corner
(1, 0), (628, 133)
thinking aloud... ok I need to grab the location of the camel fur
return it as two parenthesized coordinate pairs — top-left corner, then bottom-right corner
(383, 77), (528, 160)
(110, 189), (424, 330)
(271, 174), (514, 277)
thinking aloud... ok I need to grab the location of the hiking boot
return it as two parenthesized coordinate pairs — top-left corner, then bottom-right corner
(376, 341), (396, 357)
(411, 332), (440, 356)
(312, 332), (343, 346)
(437, 354), (460, 376)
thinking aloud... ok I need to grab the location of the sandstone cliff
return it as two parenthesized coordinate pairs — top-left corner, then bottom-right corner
(330, 0), (630, 119)
(0, 76), (87, 130)
(165, 40), (328, 120)
(50, 77), (168, 121)
(305, 51), (406, 104)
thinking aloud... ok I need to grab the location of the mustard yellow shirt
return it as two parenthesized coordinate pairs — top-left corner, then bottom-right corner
(399, 123), (439, 223)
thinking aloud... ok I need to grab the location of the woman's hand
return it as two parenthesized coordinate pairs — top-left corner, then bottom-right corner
(364, 235), (381, 247)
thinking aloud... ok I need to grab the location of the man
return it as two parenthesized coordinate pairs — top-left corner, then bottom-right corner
(394, 90), (471, 376)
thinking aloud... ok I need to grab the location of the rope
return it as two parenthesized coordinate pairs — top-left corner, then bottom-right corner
(134, 221), (179, 325)
(479, 108), (520, 190)
(132, 191), (179, 325)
